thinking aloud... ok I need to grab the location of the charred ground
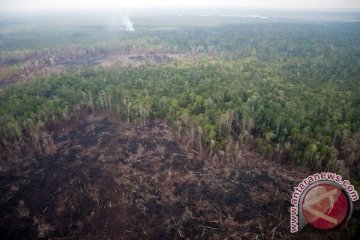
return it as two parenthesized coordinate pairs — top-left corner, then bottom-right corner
(1, 115), (358, 239)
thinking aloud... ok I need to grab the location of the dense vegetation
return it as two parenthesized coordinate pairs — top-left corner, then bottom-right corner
(1, 21), (360, 175)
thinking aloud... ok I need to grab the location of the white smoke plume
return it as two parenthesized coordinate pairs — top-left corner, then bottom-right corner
(122, 15), (135, 32)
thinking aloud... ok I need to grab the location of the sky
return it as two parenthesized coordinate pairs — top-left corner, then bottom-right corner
(1, 0), (360, 11)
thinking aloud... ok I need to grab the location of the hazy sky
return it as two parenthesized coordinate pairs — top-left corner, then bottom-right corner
(1, 0), (360, 11)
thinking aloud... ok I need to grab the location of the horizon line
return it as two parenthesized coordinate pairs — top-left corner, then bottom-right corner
(1, 7), (360, 14)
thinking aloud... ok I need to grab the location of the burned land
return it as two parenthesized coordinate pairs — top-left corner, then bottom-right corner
(0, 48), (185, 89)
(0, 115), (358, 239)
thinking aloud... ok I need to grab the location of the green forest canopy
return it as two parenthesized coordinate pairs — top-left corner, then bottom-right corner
(0, 22), (360, 173)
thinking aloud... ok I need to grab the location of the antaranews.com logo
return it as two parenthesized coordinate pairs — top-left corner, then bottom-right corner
(290, 172), (359, 233)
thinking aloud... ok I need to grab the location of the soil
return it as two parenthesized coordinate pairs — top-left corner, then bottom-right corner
(0, 52), (186, 89)
(0, 115), (358, 239)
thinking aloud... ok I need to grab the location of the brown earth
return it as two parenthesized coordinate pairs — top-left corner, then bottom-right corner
(0, 115), (358, 239)
(0, 52), (186, 89)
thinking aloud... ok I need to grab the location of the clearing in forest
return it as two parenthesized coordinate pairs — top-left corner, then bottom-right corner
(0, 115), (357, 239)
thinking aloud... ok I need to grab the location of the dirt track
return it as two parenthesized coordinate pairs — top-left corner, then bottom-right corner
(0, 116), (358, 239)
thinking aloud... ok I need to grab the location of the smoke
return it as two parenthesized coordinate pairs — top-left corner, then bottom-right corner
(122, 15), (135, 32)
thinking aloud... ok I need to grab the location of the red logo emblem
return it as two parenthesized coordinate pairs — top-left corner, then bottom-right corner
(302, 183), (350, 230)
